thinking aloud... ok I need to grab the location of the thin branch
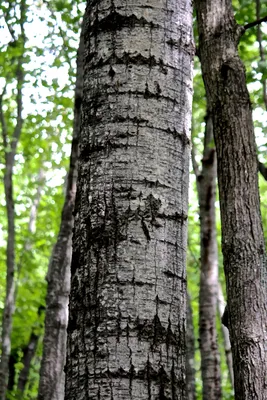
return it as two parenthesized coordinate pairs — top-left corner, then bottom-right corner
(191, 142), (200, 178)
(244, 15), (267, 31)
(259, 161), (267, 180)
(0, 83), (8, 150)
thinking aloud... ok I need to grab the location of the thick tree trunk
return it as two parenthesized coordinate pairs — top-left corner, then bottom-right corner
(196, 115), (221, 399)
(195, 1), (267, 398)
(65, 1), (194, 399)
(186, 292), (196, 400)
(38, 22), (84, 400)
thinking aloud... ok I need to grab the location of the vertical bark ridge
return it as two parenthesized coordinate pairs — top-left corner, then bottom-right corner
(65, 1), (194, 399)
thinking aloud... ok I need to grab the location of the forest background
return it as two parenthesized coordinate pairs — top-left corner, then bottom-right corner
(0, 0), (267, 399)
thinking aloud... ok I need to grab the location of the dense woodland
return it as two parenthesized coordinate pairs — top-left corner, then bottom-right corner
(0, 0), (267, 399)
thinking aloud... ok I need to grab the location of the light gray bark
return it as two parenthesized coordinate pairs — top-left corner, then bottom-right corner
(194, 115), (221, 399)
(65, 1), (194, 399)
(38, 22), (84, 400)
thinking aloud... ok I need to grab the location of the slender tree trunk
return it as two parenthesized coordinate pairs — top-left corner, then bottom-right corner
(38, 21), (84, 400)
(0, 2), (26, 397)
(194, 114), (221, 399)
(195, 1), (267, 398)
(65, 1), (194, 399)
(17, 331), (39, 397)
(217, 283), (234, 388)
(37, 21), (84, 400)
(186, 292), (196, 400)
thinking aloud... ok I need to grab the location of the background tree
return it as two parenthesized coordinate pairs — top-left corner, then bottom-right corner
(38, 19), (84, 400)
(0, 1), (26, 397)
(195, 0), (267, 398)
(65, 0), (194, 398)
(192, 114), (222, 400)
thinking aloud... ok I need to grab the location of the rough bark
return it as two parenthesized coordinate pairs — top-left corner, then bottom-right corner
(194, 115), (221, 399)
(65, 1), (194, 399)
(37, 21), (84, 400)
(195, 1), (267, 398)
(217, 283), (234, 388)
(0, 2), (26, 398)
(186, 292), (196, 400)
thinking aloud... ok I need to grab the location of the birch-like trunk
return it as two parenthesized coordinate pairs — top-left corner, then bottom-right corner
(195, 115), (221, 399)
(38, 22), (84, 400)
(195, 1), (267, 398)
(65, 1), (194, 399)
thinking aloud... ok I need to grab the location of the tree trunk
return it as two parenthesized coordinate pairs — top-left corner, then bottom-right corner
(38, 21), (84, 400)
(186, 292), (196, 400)
(195, 114), (221, 399)
(195, 1), (267, 398)
(0, 2), (26, 398)
(217, 283), (234, 388)
(65, 1), (194, 399)
(17, 331), (39, 397)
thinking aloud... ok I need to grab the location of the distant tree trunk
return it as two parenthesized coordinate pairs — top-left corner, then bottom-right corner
(255, 0), (267, 109)
(217, 284), (234, 387)
(193, 114), (221, 399)
(65, 1), (194, 399)
(17, 331), (39, 397)
(0, 2), (26, 398)
(38, 22), (84, 400)
(186, 292), (196, 400)
(195, 1), (267, 398)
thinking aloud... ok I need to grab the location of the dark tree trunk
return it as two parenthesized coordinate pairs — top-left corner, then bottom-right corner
(65, 1), (194, 399)
(195, 1), (267, 398)
(38, 21), (84, 400)
(195, 114), (221, 399)
(17, 332), (39, 397)
(186, 292), (196, 400)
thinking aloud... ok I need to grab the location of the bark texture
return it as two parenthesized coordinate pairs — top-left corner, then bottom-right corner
(195, 115), (221, 400)
(186, 293), (196, 400)
(65, 1), (194, 399)
(38, 22), (84, 400)
(195, 1), (267, 398)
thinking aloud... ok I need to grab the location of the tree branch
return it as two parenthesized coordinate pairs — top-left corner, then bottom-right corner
(0, 83), (8, 150)
(244, 15), (267, 31)
(259, 161), (267, 180)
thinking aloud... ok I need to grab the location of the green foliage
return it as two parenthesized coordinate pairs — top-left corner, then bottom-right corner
(0, 0), (85, 397)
